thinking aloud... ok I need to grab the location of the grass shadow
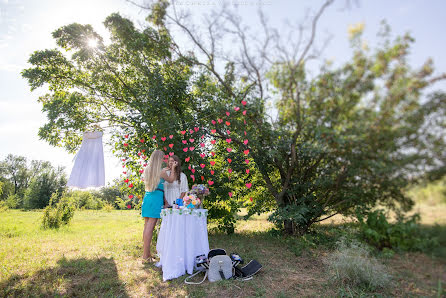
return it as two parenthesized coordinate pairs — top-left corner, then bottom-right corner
(0, 257), (128, 297)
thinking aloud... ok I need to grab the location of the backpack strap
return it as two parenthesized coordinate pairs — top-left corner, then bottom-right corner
(185, 270), (208, 285)
(219, 268), (226, 280)
(155, 188), (164, 193)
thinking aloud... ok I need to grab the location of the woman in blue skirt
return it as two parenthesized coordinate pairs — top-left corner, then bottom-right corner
(141, 150), (178, 263)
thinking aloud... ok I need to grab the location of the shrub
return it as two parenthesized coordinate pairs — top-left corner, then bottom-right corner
(102, 202), (114, 212)
(325, 238), (391, 290)
(5, 194), (22, 209)
(0, 200), (8, 212)
(69, 191), (105, 210)
(115, 197), (127, 210)
(23, 169), (66, 209)
(356, 209), (438, 252)
(42, 193), (75, 229)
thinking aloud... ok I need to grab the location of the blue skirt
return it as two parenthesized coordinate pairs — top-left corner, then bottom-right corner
(141, 190), (163, 218)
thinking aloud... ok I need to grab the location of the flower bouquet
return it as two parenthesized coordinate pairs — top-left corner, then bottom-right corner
(185, 184), (210, 209)
(182, 193), (201, 209)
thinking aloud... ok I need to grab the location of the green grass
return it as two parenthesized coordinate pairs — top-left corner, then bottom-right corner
(0, 207), (445, 297)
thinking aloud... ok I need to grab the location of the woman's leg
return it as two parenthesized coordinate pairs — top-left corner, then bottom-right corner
(143, 218), (148, 247)
(143, 217), (159, 259)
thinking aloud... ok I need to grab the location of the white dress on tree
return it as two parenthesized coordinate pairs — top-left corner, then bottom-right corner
(164, 171), (189, 205)
(67, 131), (105, 188)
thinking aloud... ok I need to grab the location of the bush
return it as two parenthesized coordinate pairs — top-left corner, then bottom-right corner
(0, 200), (8, 212)
(325, 238), (391, 290)
(42, 193), (75, 229)
(279, 224), (359, 257)
(5, 194), (22, 209)
(97, 186), (123, 204)
(69, 191), (104, 210)
(115, 197), (127, 210)
(102, 202), (114, 212)
(356, 209), (438, 252)
(24, 169), (66, 209)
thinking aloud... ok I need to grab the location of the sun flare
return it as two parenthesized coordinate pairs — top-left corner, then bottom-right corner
(87, 38), (98, 48)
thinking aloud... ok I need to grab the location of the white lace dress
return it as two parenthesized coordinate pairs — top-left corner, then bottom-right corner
(164, 172), (189, 205)
(67, 131), (105, 188)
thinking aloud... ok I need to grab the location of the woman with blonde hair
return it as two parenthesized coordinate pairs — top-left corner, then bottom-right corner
(141, 150), (178, 263)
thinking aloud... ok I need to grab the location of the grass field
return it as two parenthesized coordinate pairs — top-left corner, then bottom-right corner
(1, 204), (445, 297)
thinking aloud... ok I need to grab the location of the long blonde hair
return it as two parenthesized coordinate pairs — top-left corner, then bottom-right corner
(144, 150), (164, 192)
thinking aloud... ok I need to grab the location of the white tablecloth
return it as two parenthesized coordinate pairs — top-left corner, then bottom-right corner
(156, 208), (209, 281)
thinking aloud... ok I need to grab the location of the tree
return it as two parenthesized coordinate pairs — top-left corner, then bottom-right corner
(0, 154), (29, 198)
(23, 166), (67, 209)
(22, 1), (445, 234)
(21, 11), (242, 232)
(0, 155), (56, 208)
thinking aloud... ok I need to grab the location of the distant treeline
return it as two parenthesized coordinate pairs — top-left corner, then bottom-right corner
(0, 154), (138, 210)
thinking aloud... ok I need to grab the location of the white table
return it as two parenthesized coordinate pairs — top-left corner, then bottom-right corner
(156, 208), (209, 281)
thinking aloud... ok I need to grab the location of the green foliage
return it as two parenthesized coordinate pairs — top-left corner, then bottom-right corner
(258, 26), (446, 234)
(68, 191), (104, 210)
(102, 202), (114, 212)
(325, 238), (391, 290)
(0, 155), (29, 199)
(41, 193), (75, 229)
(115, 197), (128, 210)
(356, 209), (438, 252)
(5, 194), (21, 209)
(21, 11), (239, 232)
(268, 203), (320, 235)
(0, 179), (14, 202)
(94, 184), (123, 204)
(21, 5), (446, 235)
(407, 177), (446, 205)
(23, 167), (66, 209)
(275, 223), (359, 257)
(0, 200), (8, 212)
(0, 155), (55, 206)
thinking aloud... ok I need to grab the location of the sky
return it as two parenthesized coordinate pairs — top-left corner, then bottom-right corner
(1, 0), (445, 185)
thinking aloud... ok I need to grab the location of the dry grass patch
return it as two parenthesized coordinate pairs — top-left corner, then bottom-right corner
(386, 252), (446, 297)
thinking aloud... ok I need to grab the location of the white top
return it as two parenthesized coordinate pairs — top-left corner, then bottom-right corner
(67, 131), (105, 188)
(164, 171), (189, 204)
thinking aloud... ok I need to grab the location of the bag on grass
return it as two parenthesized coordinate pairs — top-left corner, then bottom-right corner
(185, 248), (230, 284)
(234, 259), (263, 279)
(207, 254), (233, 282)
(185, 248), (262, 284)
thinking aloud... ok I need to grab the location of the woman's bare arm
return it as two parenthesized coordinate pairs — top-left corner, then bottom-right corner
(161, 167), (177, 183)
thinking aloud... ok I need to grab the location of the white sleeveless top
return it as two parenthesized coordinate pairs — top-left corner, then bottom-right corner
(67, 131), (105, 188)
(163, 171), (189, 205)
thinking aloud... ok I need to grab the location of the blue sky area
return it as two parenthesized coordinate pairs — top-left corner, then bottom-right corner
(1, 0), (445, 184)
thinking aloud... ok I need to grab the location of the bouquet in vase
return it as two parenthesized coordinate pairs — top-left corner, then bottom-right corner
(186, 184), (210, 208)
(182, 193), (201, 209)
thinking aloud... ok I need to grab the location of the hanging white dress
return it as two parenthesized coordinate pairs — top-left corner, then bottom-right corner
(164, 171), (189, 205)
(67, 131), (105, 188)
